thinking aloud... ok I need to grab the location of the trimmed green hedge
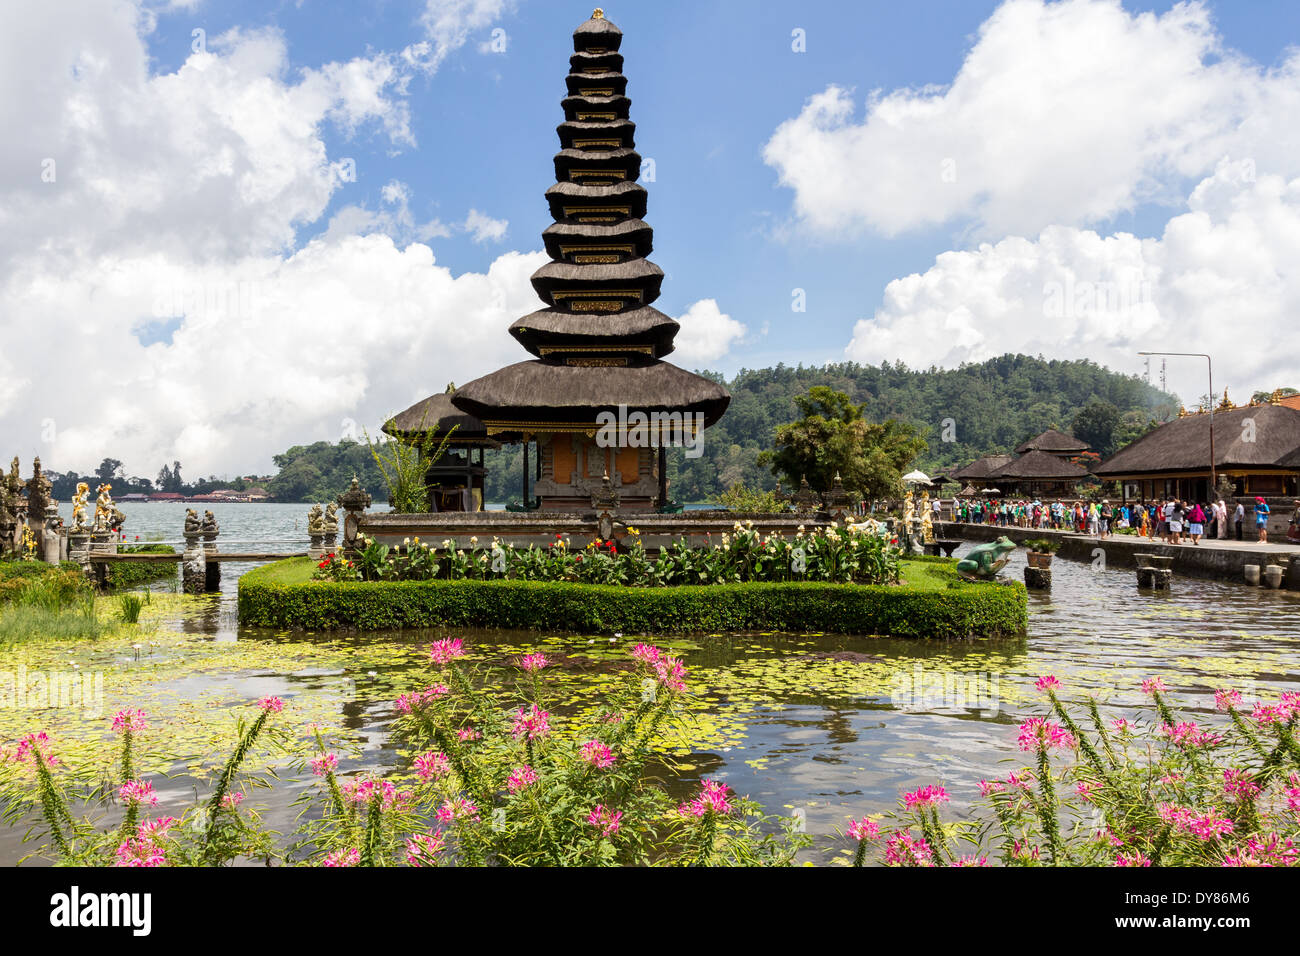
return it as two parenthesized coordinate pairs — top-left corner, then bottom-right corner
(104, 545), (177, 590)
(238, 559), (1026, 639)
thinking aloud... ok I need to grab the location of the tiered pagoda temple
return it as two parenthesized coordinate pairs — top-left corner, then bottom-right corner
(421, 9), (729, 511)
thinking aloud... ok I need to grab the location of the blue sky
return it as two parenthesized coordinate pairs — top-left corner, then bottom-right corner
(140, 0), (1300, 372)
(5, 0), (1300, 474)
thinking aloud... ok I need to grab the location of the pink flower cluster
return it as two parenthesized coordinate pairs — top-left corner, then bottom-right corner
(342, 778), (408, 811)
(222, 791), (244, 809)
(415, 751), (452, 782)
(587, 804), (622, 837)
(847, 818), (881, 842)
(1111, 718), (1132, 733)
(311, 752), (338, 777)
(511, 704), (551, 741)
(1034, 675), (1061, 692)
(1252, 695), (1300, 726)
(949, 855), (990, 867)
(1115, 851), (1152, 867)
(1160, 721), (1222, 749)
(1017, 717), (1077, 752)
(1141, 677), (1168, 695)
(10, 732), (57, 768)
(119, 779), (158, 806)
(405, 831), (446, 866)
(884, 830), (932, 866)
(580, 740), (616, 770)
(903, 785), (950, 809)
(112, 709), (148, 734)
(1222, 769), (1261, 802)
(518, 653), (549, 672)
(258, 696), (285, 713)
(677, 779), (732, 818)
(1223, 833), (1299, 867)
(507, 765), (538, 793)
(1215, 689), (1243, 712)
(429, 638), (466, 666)
(631, 643), (688, 693)
(977, 779), (1006, 796)
(1157, 804), (1234, 840)
(457, 727), (482, 742)
(114, 816), (179, 868)
(436, 797), (481, 823)
(396, 685), (449, 714)
(323, 848), (360, 867)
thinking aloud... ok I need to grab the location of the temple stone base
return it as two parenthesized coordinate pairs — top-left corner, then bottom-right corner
(1023, 566), (1052, 590)
(1136, 567), (1172, 590)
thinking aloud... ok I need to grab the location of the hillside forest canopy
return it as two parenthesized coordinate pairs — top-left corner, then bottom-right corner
(47, 355), (1190, 505)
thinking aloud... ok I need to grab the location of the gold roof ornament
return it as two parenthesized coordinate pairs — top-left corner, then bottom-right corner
(1177, 404), (1188, 418)
(592, 8), (604, 18)
(1271, 388), (1285, 404)
(1218, 387), (1233, 411)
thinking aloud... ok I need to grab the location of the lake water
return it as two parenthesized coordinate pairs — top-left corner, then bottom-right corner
(10, 501), (1300, 865)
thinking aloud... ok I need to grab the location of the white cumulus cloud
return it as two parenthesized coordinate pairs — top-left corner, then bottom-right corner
(671, 299), (747, 365)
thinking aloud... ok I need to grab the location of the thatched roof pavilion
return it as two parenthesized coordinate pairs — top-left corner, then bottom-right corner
(448, 9), (731, 511)
(1015, 428), (1089, 458)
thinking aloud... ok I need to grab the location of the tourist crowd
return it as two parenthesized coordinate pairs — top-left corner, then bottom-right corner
(952, 496), (1283, 545)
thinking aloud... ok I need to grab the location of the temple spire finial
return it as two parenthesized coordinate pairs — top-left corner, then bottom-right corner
(592, 8), (604, 18)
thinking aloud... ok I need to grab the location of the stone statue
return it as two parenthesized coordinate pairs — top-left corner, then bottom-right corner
(184, 508), (201, 536)
(307, 504), (326, 535)
(955, 536), (1018, 581)
(200, 510), (219, 536)
(903, 491), (915, 527)
(920, 490), (934, 543)
(93, 483), (116, 533)
(71, 482), (90, 532)
(26, 457), (53, 524)
(323, 502), (339, 547)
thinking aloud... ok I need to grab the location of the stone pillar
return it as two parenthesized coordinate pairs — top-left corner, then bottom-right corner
(201, 512), (220, 592)
(67, 531), (91, 575)
(1024, 566), (1052, 590)
(1137, 567), (1172, 590)
(1263, 564), (1285, 589)
(1243, 564), (1261, 586)
(182, 529), (205, 594)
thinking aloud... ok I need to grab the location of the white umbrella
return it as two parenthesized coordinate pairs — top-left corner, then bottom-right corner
(902, 470), (932, 485)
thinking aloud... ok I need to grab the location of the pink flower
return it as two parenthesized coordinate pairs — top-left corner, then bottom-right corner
(587, 804), (622, 837)
(1007, 770), (1034, 791)
(1223, 833), (1299, 867)
(436, 797), (481, 823)
(112, 709), (148, 734)
(652, 654), (688, 693)
(949, 855), (990, 866)
(405, 831), (446, 866)
(323, 848), (360, 867)
(138, 817), (179, 839)
(507, 765), (538, 793)
(1140, 677), (1168, 696)
(1116, 852), (1152, 867)
(847, 818), (881, 842)
(11, 732), (57, 768)
(631, 643), (662, 665)
(396, 685), (449, 713)
(1160, 721), (1221, 749)
(1223, 769), (1261, 802)
(1253, 702), (1290, 726)
(677, 779), (733, 818)
(1215, 689), (1243, 712)
(342, 778), (402, 810)
(511, 704), (551, 741)
(518, 653), (549, 672)
(903, 784), (950, 809)
(1110, 718), (1132, 733)
(415, 751), (452, 782)
(1011, 841), (1040, 862)
(221, 791), (244, 809)
(1076, 782), (1096, 803)
(1017, 717), (1077, 752)
(977, 779), (1006, 796)
(884, 830), (932, 866)
(311, 753), (338, 777)
(1158, 804), (1234, 840)
(429, 638), (466, 666)
(115, 838), (166, 867)
(580, 740), (616, 770)
(1034, 675), (1061, 692)
(456, 727), (482, 742)
(258, 696), (284, 713)
(119, 779), (158, 806)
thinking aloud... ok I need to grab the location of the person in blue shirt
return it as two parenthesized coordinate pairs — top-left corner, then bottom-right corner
(1254, 497), (1271, 543)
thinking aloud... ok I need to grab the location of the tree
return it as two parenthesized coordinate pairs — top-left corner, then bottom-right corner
(1071, 401), (1121, 458)
(762, 386), (926, 502)
(170, 461), (183, 492)
(95, 458), (123, 484)
(156, 464), (172, 492)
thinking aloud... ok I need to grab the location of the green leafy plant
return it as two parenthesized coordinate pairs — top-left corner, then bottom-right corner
(366, 415), (459, 514)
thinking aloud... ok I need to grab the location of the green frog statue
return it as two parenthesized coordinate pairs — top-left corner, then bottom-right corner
(955, 536), (1017, 581)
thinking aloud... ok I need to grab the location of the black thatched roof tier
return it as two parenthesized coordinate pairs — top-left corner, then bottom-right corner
(573, 11), (622, 52)
(542, 219), (652, 261)
(530, 258), (663, 309)
(453, 360), (730, 430)
(569, 51), (623, 74)
(561, 94), (631, 122)
(1095, 405), (1300, 476)
(989, 449), (1090, 480)
(383, 391), (500, 447)
(951, 454), (1015, 481)
(565, 72), (627, 98)
(1016, 428), (1089, 455)
(546, 181), (646, 221)
(557, 119), (636, 151)
(510, 306), (678, 359)
(553, 147), (641, 184)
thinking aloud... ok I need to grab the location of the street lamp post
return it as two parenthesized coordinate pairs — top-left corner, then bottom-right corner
(1139, 351), (1216, 500)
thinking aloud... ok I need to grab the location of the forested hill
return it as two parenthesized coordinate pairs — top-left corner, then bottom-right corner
(265, 354), (1177, 503)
